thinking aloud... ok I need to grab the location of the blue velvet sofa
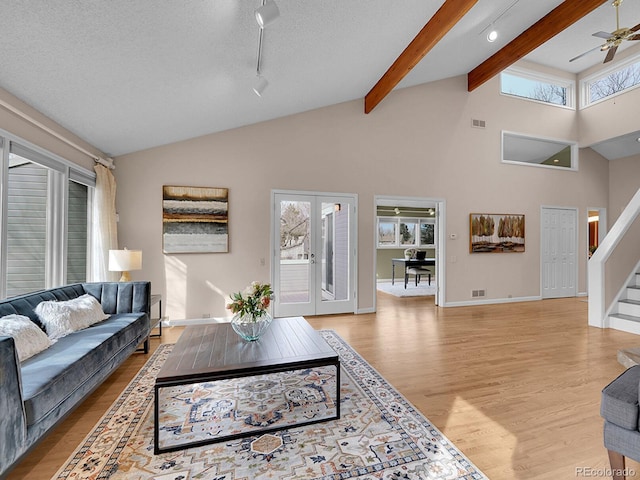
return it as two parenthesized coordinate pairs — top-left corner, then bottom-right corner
(0, 281), (151, 478)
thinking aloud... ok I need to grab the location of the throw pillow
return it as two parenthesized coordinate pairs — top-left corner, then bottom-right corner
(0, 314), (52, 362)
(35, 294), (110, 340)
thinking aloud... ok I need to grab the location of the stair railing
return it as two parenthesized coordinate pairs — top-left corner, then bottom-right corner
(589, 187), (640, 327)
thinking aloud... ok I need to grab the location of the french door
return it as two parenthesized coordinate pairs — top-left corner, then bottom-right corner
(273, 191), (356, 317)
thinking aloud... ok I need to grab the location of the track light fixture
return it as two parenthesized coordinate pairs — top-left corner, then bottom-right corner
(252, 0), (279, 97)
(252, 0), (280, 97)
(481, 0), (520, 43)
(253, 75), (268, 96)
(253, 25), (267, 97)
(255, 0), (279, 28)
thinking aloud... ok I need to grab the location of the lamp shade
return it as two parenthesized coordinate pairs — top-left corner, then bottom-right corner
(255, 0), (279, 28)
(108, 249), (142, 281)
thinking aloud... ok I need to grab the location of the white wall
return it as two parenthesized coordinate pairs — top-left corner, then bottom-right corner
(609, 154), (640, 220)
(115, 73), (610, 321)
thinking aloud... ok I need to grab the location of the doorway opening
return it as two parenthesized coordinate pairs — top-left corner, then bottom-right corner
(588, 208), (607, 259)
(374, 196), (445, 308)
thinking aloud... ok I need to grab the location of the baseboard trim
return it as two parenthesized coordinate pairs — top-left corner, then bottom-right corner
(164, 317), (228, 326)
(357, 307), (376, 314)
(444, 295), (541, 307)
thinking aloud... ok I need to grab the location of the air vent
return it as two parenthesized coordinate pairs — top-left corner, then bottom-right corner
(471, 118), (486, 129)
(472, 289), (486, 298)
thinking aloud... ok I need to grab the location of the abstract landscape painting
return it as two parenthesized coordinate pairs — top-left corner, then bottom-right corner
(163, 186), (228, 253)
(470, 213), (525, 253)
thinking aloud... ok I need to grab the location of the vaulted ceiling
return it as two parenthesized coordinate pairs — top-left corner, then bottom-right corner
(0, 1), (639, 157)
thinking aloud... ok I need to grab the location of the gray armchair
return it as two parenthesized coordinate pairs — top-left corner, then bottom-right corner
(601, 365), (640, 480)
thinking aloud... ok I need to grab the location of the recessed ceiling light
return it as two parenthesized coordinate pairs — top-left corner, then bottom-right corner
(487, 30), (498, 42)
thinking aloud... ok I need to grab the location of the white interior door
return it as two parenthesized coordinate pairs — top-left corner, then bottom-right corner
(541, 207), (577, 298)
(273, 191), (356, 317)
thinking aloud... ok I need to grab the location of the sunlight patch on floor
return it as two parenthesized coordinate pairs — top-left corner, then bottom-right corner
(444, 396), (517, 474)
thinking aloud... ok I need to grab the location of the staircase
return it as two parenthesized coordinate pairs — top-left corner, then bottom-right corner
(589, 188), (640, 331)
(609, 270), (640, 335)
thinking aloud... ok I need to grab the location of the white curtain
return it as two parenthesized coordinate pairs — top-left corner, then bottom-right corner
(90, 164), (119, 281)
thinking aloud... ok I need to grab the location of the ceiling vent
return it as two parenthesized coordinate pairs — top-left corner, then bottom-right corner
(471, 118), (486, 129)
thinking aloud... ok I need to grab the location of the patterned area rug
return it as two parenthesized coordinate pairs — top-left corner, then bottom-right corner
(53, 331), (486, 480)
(157, 364), (339, 451)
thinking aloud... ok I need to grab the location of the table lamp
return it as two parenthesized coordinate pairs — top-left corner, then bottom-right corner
(108, 248), (142, 282)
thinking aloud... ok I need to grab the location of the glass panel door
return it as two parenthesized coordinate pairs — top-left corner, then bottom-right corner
(273, 192), (356, 317)
(276, 195), (313, 313)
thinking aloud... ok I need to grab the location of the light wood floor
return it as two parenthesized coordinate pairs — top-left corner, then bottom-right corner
(7, 294), (640, 479)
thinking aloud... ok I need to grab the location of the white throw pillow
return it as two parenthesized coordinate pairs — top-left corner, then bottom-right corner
(0, 314), (52, 362)
(35, 294), (110, 340)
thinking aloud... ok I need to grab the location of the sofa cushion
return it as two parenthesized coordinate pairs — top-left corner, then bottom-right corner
(35, 294), (109, 340)
(0, 284), (87, 330)
(20, 312), (146, 426)
(0, 314), (51, 362)
(601, 365), (640, 431)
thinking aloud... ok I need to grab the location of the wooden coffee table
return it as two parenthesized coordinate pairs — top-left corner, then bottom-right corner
(154, 316), (340, 454)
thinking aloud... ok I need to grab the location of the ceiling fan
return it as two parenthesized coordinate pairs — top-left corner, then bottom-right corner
(570, 0), (640, 64)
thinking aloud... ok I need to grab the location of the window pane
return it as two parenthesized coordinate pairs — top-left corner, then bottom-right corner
(67, 180), (88, 283)
(6, 156), (47, 297)
(399, 220), (417, 246)
(279, 200), (310, 303)
(420, 222), (435, 245)
(1, 142), (94, 299)
(589, 62), (640, 103)
(501, 72), (567, 106)
(378, 220), (397, 246)
(321, 202), (350, 302)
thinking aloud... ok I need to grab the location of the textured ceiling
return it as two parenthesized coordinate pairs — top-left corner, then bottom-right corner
(0, 1), (639, 158)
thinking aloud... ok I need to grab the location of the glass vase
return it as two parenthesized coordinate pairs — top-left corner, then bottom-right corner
(231, 311), (273, 342)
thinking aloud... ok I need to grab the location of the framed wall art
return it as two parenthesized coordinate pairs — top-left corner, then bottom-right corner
(469, 213), (525, 253)
(163, 185), (229, 253)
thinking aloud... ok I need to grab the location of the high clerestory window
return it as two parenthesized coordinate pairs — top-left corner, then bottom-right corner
(1, 135), (95, 298)
(581, 54), (640, 107)
(500, 66), (575, 109)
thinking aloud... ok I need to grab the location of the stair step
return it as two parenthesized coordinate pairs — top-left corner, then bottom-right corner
(618, 298), (640, 307)
(610, 313), (640, 323)
(628, 286), (640, 301)
(619, 299), (640, 315)
(609, 313), (640, 335)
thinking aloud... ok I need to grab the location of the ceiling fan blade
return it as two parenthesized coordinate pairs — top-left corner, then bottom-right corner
(592, 31), (613, 39)
(629, 33), (640, 40)
(604, 45), (618, 63)
(630, 22), (640, 32)
(570, 44), (606, 62)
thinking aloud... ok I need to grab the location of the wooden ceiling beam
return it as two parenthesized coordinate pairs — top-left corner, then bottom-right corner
(467, 0), (608, 92)
(364, 0), (478, 114)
